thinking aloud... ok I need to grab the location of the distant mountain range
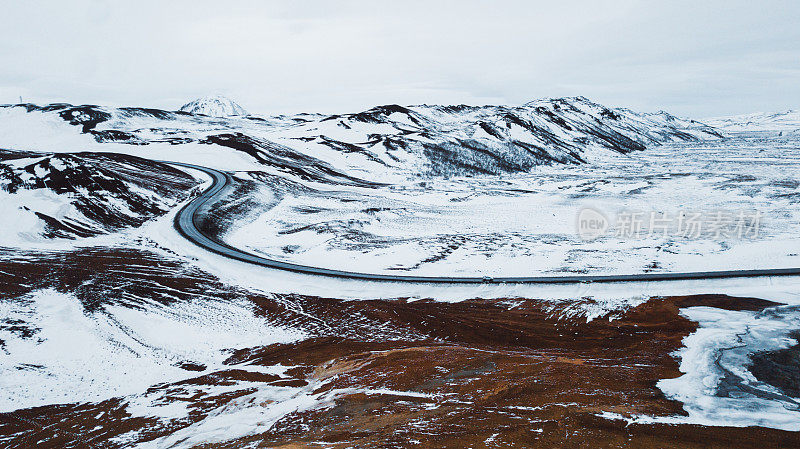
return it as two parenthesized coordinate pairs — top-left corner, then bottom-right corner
(704, 110), (800, 132)
(1, 96), (722, 182)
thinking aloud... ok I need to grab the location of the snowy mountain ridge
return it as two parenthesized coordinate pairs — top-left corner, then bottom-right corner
(1, 96), (721, 183)
(260, 96), (721, 177)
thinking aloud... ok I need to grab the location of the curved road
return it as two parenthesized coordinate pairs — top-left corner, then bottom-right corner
(169, 161), (800, 284)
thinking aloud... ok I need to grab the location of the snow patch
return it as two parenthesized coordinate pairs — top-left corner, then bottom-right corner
(0, 289), (305, 412)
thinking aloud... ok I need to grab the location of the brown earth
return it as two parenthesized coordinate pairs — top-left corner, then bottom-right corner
(0, 248), (798, 448)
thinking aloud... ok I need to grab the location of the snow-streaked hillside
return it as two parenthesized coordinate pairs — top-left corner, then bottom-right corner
(0, 97), (721, 182)
(179, 95), (248, 117)
(0, 150), (199, 244)
(704, 110), (800, 132)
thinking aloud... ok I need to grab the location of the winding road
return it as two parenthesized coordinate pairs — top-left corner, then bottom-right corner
(169, 161), (800, 284)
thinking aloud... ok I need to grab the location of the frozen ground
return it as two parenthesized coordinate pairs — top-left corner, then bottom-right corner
(224, 132), (800, 276)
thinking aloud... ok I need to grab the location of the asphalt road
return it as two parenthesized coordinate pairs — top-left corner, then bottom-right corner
(168, 161), (800, 284)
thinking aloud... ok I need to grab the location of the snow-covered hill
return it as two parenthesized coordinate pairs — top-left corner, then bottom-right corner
(0, 150), (198, 243)
(704, 110), (800, 132)
(179, 95), (248, 117)
(0, 97), (721, 182)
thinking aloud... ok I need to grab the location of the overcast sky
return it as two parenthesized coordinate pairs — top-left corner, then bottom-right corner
(1, 0), (798, 117)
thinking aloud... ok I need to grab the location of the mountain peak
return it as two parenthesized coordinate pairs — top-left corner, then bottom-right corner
(179, 95), (248, 117)
(523, 96), (594, 107)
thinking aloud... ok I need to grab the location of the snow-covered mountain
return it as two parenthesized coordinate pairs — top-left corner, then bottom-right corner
(179, 95), (248, 117)
(704, 110), (800, 132)
(261, 96), (721, 177)
(0, 97), (721, 182)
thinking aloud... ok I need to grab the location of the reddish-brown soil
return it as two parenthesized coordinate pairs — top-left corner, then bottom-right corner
(1, 248), (798, 448)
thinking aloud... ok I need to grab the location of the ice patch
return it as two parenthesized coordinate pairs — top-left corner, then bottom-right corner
(598, 302), (800, 431)
(652, 304), (800, 431)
